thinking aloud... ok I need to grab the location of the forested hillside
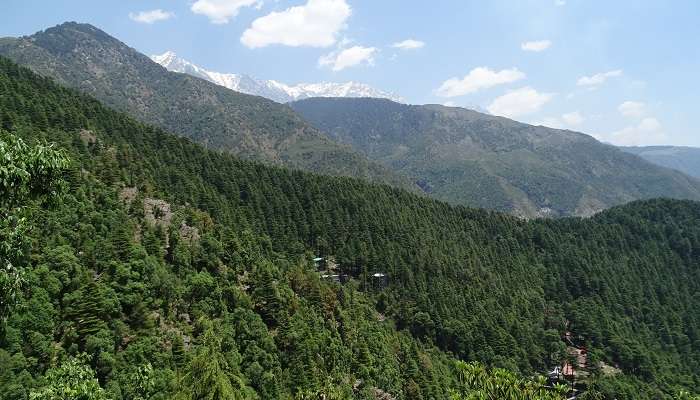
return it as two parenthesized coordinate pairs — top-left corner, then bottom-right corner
(0, 133), (461, 399)
(290, 97), (700, 217)
(0, 22), (416, 192)
(1, 57), (700, 399)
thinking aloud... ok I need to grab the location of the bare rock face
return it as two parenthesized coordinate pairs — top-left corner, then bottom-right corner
(144, 198), (172, 227)
(119, 188), (200, 246)
(118, 186), (138, 204)
(372, 388), (396, 400)
(178, 221), (200, 244)
(79, 129), (97, 145)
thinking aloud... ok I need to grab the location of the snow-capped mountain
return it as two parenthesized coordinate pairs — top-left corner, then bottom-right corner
(151, 51), (403, 103)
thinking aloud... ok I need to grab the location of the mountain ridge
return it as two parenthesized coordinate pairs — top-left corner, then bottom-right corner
(0, 22), (417, 192)
(151, 50), (404, 104)
(291, 97), (700, 217)
(4, 22), (699, 219)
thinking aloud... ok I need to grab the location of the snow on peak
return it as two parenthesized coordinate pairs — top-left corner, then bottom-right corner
(151, 51), (177, 65)
(150, 51), (403, 104)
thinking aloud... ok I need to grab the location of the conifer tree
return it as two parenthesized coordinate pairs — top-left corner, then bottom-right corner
(180, 323), (257, 400)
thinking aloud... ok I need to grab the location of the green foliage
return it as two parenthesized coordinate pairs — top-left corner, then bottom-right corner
(29, 355), (109, 400)
(450, 361), (567, 400)
(179, 323), (257, 400)
(675, 391), (700, 400)
(1, 55), (700, 400)
(0, 131), (69, 209)
(0, 131), (69, 322)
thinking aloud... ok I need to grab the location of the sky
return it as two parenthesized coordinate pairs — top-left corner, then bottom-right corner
(2, 0), (699, 147)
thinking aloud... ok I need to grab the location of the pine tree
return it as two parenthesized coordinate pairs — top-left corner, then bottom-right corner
(71, 280), (106, 339)
(180, 324), (257, 400)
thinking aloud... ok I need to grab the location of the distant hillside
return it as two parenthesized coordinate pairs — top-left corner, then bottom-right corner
(0, 22), (416, 192)
(152, 50), (403, 103)
(621, 146), (700, 178)
(291, 97), (700, 217)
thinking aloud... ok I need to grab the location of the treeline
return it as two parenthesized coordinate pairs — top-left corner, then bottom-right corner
(1, 56), (700, 398)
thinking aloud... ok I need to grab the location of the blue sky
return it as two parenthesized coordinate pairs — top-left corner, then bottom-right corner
(2, 0), (699, 146)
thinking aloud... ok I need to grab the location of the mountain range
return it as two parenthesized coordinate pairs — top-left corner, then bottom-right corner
(0, 22), (415, 192)
(151, 50), (403, 104)
(291, 97), (700, 217)
(149, 50), (700, 188)
(2, 22), (700, 218)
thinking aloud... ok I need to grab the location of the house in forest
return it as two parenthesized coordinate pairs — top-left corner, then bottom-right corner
(548, 366), (563, 381)
(371, 272), (389, 289)
(321, 273), (349, 284)
(313, 257), (326, 270)
(548, 331), (589, 385)
(317, 256), (348, 283)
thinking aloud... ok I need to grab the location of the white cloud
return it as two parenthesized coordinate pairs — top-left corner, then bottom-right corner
(577, 70), (623, 87)
(521, 40), (551, 52)
(319, 45), (377, 71)
(609, 117), (666, 146)
(129, 9), (174, 24)
(618, 101), (646, 118)
(487, 87), (554, 119)
(190, 0), (260, 24)
(191, 0), (260, 24)
(435, 67), (525, 98)
(241, 0), (351, 48)
(562, 111), (584, 126)
(555, 0), (566, 5)
(392, 39), (425, 50)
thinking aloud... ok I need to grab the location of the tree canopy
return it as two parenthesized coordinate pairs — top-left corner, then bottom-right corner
(1, 55), (699, 399)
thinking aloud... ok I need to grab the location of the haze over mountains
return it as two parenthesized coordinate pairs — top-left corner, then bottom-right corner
(621, 146), (700, 179)
(2, 22), (700, 218)
(152, 50), (403, 104)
